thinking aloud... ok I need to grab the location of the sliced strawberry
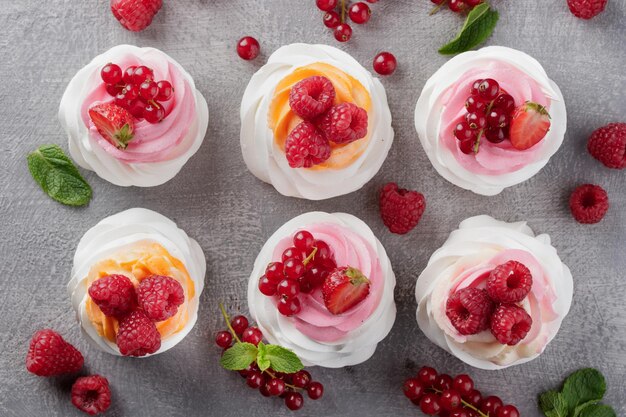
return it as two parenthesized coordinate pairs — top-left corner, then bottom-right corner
(322, 267), (371, 315)
(509, 101), (551, 150)
(88, 103), (135, 149)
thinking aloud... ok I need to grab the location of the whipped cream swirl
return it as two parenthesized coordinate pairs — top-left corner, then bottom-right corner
(59, 45), (209, 187)
(68, 208), (206, 356)
(415, 46), (567, 196)
(247, 212), (396, 367)
(240, 44), (394, 200)
(415, 215), (573, 370)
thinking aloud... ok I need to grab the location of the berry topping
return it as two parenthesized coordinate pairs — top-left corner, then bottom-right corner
(348, 2), (371, 24)
(477, 78), (500, 101)
(88, 274), (137, 318)
(136, 275), (185, 322)
(101, 63), (122, 85)
(373, 52), (397, 76)
(258, 275), (277, 296)
(569, 184), (609, 224)
(278, 296), (302, 316)
(334, 23), (353, 42)
(110, 0), (162, 31)
(133, 65), (154, 85)
(237, 36), (260, 60)
(143, 102), (165, 124)
(88, 103), (135, 149)
(445, 288), (494, 335)
(265, 262), (285, 283)
(277, 279), (300, 298)
(285, 121), (332, 168)
(288, 76), (336, 120)
(486, 261), (533, 303)
(490, 304), (533, 345)
(116, 309), (161, 356)
(293, 230), (315, 250)
(509, 102), (551, 150)
(317, 102), (368, 144)
(379, 182), (426, 234)
(567, 0), (607, 19)
(587, 122), (626, 169)
(139, 80), (159, 100)
(71, 375), (111, 416)
(156, 80), (173, 101)
(322, 266), (371, 315)
(493, 93), (516, 114)
(26, 329), (83, 377)
(283, 257), (306, 279)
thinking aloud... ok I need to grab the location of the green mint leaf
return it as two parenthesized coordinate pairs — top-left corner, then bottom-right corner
(27, 144), (92, 206)
(256, 342), (271, 372)
(220, 342), (258, 371)
(578, 404), (616, 417)
(439, 3), (499, 55)
(263, 345), (304, 374)
(561, 368), (606, 415)
(539, 390), (568, 417)
(574, 400), (603, 417)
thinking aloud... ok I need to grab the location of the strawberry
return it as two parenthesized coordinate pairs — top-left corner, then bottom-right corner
(88, 103), (135, 149)
(322, 267), (371, 315)
(509, 102), (551, 150)
(111, 0), (163, 32)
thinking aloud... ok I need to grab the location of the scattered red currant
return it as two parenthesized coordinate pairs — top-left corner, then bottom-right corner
(237, 36), (260, 60)
(373, 52), (397, 76)
(349, 2), (371, 24)
(285, 392), (304, 410)
(316, 0), (338, 11)
(334, 23), (352, 42)
(323, 11), (341, 28)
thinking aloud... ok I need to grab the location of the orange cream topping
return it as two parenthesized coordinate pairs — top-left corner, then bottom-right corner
(85, 241), (195, 344)
(268, 62), (372, 170)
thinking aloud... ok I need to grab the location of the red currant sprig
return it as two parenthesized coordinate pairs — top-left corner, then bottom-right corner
(429, 0), (483, 15)
(316, 0), (376, 43)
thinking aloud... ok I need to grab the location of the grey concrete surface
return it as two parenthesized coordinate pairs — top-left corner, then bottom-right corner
(0, 0), (624, 416)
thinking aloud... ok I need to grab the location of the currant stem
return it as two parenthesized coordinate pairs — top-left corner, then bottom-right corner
(302, 247), (318, 267)
(474, 97), (497, 154)
(429, 0), (449, 15)
(431, 388), (489, 417)
(263, 369), (300, 391)
(219, 303), (242, 343)
(340, 0), (346, 23)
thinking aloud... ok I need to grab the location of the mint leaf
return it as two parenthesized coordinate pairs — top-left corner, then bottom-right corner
(256, 342), (271, 372)
(578, 404), (616, 417)
(574, 400), (603, 417)
(263, 345), (304, 374)
(439, 3), (499, 55)
(220, 342), (258, 371)
(539, 390), (568, 417)
(561, 369), (606, 415)
(27, 144), (92, 206)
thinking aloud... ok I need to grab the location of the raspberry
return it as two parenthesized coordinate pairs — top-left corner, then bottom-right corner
(587, 123), (626, 169)
(285, 121), (331, 168)
(490, 304), (532, 345)
(379, 182), (426, 234)
(486, 261), (533, 303)
(569, 184), (609, 224)
(88, 274), (137, 318)
(71, 375), (112, 415)
(116, 310), (161, 356)
(26, 329), (84, 376)
(137, 275), (185, 322)
(317, 102), (368, 144)
(288, 76), (336, 120)
(111, 0), (163, 32)
(445, 288), (494, 335)
(566, 0), (607, 19)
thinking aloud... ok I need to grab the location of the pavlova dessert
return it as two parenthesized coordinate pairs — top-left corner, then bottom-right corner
(415, 46), (566, 196)
(247, 212), (396, 367)
(68, 208), (206, 356)
(415, 215), (573, 370)
(240, 44), (394, 200)
(59, 45), (209, 187)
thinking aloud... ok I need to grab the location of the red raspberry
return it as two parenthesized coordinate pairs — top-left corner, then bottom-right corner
(569, 184), (609, 224)
(110, 0), (163, 32)
(446, 288), (494, 335)
(137, 275), (185, 321)
(379, 182), (426, 234)
(116, 310), (161, 356)
(88, 274), (137, 318)
(317, 102), (368, 144)
(71, 375), (112, 415)
(288, 76), (336, 120)
(490, 304), (533, 345)
(26, 329), (84, 376)
(566, 0), (607, 19)
(587, 122), (626, 169)
(486, 261), (533, 303)
(285, 121), (331, 168)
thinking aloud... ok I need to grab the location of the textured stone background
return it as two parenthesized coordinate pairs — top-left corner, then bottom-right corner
(0, 0), (624, 416)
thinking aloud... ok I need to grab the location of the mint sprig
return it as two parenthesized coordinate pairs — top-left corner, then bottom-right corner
(439, 3), (499, 55)
(27, 144), (92, 206)
(539, 368), (615, 417)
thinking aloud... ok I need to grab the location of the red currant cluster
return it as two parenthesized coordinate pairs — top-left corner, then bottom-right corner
(214, 314), (324, 411)
(453, 78), (517, 154)
(403, 366), (520, 417)
(258, 230), (337, 316)
(431, 0), (483, 13)
(100, 63), (174, 124)
(316, 0), (379, 43)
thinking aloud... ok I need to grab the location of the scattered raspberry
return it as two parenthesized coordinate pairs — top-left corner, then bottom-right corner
(285, 121), (332, 168)
(110, 0), (163, 31)
(71, 375), (112, 415)
(26, 329), (84, 377)
(379, 182), (426, 234)
(587, 122), (626, 169)
(317, 102), (368, 144)
(446, 288), (494, 335)
(490, 304), (532, 345)
(137, 275), (185, 322)
(288, 76), (336, 120)
(88, 274), (137, 318)
(116, 310), (161, 356)
(486, 261), (533, 303)
(567, 0), (607, 19)
(569, 184), (609, 224)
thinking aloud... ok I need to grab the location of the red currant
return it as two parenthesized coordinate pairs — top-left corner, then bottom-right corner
(128, 99), (146, 118)
(479, 396), (503, 416)
(237, 36), (260, 60)
(238, 362), (259, 378)
(497, 405), (520, 417)
(101, 63), (122, 85)
(485, 126), (508, 143)
(459, 138), (475, 154)
(334, 23), (352, 42)
(230, 315), (249, 335)
(470, 79), (483, 95)
(403, 378), (425, 400)
(373, 52), (397, 76)
(349, 2), (371, 24)
(265, 262), (285, 282)
(123, 84), (139, 100)
(133, 66), (154, 85)
(316, 0), (338, 11)
(292, 370), (311, 388)
(454, 121), (476, 141)
(477, 78), (500, 101)
(487, 108), (509, 128)
(293, 230), (315, 250)
(419, 393), (441, 415)
(440, 389), (462, 411)
(140, 80), (159, 100)
(259, 383), (271, 397)
(143, 102), (165, 123)
(417, 366), (438, 385)
(466, 112), (487, 130)
(449, 0), (466, 12)
(246, 371), (265, 388)
(242, 327), (263, 346)
(114, 92), (132, 110)
(283, 258), (305, 279)
(466, 0), (483, 6)
(106, 84), (123, 97)
(450, 411), (470, 417)
(493, 93), (516, 114)
(323, 11), (341, 28)
(465, 95), (486, 113)
(285, 392), (304, 410)
(307, 381), (324, 400)
(452, 374), (474, 396)
(282, 247), (306, 262)
(258, 275), (277, 296)
(266, 378), (286, 396)
(313, 240), (332, 261)
(435, 374), (453, 391)
(464, 389), (482, 407)
(156, 80), (173, 101)
(278, 297), (301, 316)
(277, 279), (300, 298)
(215, 331), (232, 348)
(302, 265), (328, 288)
